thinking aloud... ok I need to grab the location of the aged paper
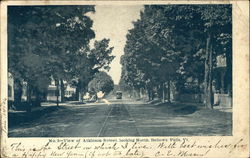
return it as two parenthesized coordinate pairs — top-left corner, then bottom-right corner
(1, 0), (249, 158)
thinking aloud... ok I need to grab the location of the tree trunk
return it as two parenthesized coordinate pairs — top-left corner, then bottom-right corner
(26, 81), (32, 112)
(79, 91), (83, 102)
(136, 88), (141, 99)
(27, 82), (31, 104)
(60, 79), (65, 103)
(35, 88), (41, 107)
(162, 83), (166, 103)
(55, 79), (59, 106)
(147, 87), (152, 101)
(151, 88), (154, 100)
(220, 71), (225, 94)
(13, 79), (23, 107)
(225, 44), (232, 95)
(204, 34), (214, 109)
(147, 89), (150, 101)
(132, 87), (136, 98)
(75, 86), (80, 101)
(140, 88), (144, 99)
(198, 79), (203, 103)
(167, 80), (171, 103)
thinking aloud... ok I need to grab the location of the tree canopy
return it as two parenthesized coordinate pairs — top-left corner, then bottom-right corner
(120, 5), (232, 108)
(88, 71), (114, 95)
(8, 6), (115, 105)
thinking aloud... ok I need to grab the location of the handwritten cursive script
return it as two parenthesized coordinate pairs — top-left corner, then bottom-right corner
(5, 137), (248, 158)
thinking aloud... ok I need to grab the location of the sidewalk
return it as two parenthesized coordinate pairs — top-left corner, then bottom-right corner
(145, 99), (232, 113)
(213, 106), (232, 113)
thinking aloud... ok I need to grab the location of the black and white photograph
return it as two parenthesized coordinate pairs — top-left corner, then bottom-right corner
(7, 4), (233, 137)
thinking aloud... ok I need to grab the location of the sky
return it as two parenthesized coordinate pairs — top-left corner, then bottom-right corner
(87, 5), (143, 84)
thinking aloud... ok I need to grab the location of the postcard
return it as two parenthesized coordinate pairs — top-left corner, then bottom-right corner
(0, 0), (249, 157)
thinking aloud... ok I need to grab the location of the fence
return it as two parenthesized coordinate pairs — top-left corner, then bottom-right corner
(214, 93), (232, 108)
(177, 93), (232, 107)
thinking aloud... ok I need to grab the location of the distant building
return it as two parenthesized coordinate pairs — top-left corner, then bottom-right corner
(64, 86), (76, 99)
(8, 73), (76, 103)
(214, 54), (231, 94)
(8, 72), (27, 102)
(46, 79), (76, 102)
(47, 84), (61, 102)
(177, 54), (232, 108)
(8, 73), (14, 102)
(213, 54), (232, 107)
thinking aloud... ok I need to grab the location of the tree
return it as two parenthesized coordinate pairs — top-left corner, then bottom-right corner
(121, 6), (181, 102)
(199, 5), (232, 109)
(8, 6), (96, 107)
(89, 39), (115, 72)
(88, 72), (114, 95)
(120, 5), (232, 108)
(71, 39), (115, 101)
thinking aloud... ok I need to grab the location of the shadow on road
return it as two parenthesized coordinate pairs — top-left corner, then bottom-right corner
(143, 101), (201, 115)
(8, 106), (61, 128)
(173, 105), (198, 115)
